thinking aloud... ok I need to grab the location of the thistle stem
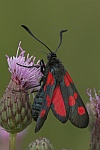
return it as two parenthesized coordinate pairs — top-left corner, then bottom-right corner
(90, 119), (100, 150)
(9, 133), (17, 150)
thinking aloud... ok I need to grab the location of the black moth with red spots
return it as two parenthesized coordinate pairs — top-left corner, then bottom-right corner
(21, 25), (89, 133)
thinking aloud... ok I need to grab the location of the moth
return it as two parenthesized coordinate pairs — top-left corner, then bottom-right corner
(21, 25), (89, 132)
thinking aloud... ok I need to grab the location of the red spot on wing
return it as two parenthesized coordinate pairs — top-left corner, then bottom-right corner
(46, 72), (54, 86)
(64, 75), (70, 86)
(46, 95), (51, 107)
(52, 86), (66, 117)
(74, 92), (78, 99)
(66, 72), (73, 83)
(69, 92), (78, 106)
(69, 96), (76, 106)
(64, 72), (73, 86)
(78, 107), (85, 115)
(40, 110), (46, 118)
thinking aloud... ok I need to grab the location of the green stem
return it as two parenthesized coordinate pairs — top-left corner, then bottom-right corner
(9, 133), (17, 150)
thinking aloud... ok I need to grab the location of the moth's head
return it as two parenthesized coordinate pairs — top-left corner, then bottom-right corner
(47, 52), (57, 60)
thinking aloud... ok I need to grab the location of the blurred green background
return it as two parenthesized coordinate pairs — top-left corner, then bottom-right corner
(0, 0), (100, 150)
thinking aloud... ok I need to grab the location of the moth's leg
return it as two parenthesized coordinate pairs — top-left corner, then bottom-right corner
(40, 59), (45, 74)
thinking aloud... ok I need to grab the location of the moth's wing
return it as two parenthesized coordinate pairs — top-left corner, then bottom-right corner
(32, 85), (45, 121)
(51, 83), (69, 123)
(35, 70), (56, 132)
(63, 71), (89, 128)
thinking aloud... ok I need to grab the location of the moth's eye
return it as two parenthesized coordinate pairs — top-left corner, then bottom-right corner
(47, 54), (50, 59)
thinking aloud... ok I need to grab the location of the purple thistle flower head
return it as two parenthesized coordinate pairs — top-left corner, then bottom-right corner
(87, 88), (100, 118)
(6, 41), (43, 91)
(0, 41), (43, 133)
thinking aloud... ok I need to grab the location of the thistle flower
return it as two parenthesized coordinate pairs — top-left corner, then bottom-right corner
(6, 41), (42, 92)
(87, 89), (100, 150)
(27, 137), (53, 150)
(0, 41), (43, 134)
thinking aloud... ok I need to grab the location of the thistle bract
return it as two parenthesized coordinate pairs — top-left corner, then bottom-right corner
(0, 41), (43, 133)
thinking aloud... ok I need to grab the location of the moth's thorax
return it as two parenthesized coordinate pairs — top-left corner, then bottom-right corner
(44, 57), (65, 82)
(48, 57), (61, 66)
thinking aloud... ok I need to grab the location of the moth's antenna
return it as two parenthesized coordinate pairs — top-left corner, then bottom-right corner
(55, 29), (67, 53)
(41, 51), (48, 55)
(21, 25), (52, 53)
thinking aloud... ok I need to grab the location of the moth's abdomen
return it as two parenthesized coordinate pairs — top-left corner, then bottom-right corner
(32, 86), (44, 121)
(32, 99), (42, 121)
